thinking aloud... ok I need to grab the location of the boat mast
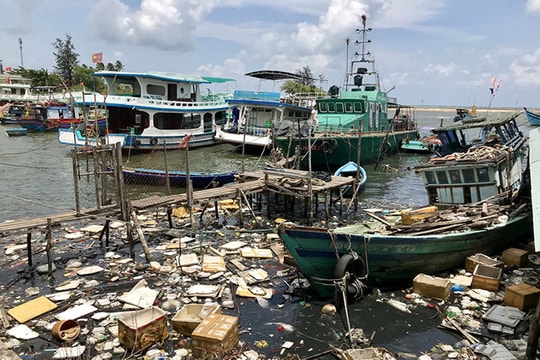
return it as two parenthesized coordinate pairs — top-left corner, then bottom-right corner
(344, 14), (377, 92)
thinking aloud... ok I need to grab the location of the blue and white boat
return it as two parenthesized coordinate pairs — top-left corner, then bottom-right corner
(216, 71), (315, 151)
(58, 71), (234, 150)
(524, 107), (540, 126)
(333, 161), (367, 197)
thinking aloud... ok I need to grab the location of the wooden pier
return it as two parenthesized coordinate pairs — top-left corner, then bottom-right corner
(0, 167), (356, 237)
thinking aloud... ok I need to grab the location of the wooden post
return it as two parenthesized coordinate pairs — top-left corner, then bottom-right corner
(71, 149), (81, 214)
(526, 299), (540, 359)
(163, 141), (171, 195)
(237, 188), (243, 227)
(167, 206), (173, 228)
(46, 218), (53, 276)
(115, 143), (127, 220)
(98, 220), (110, 248)
(92, 147), (101, 210)
(26, 232), (32, 268)
(129, 203), (152, 263)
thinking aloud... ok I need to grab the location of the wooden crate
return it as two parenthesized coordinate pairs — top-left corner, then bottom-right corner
(413, 273), (451, 300)
(472, 265), (501, 292)
(117, 307), (169, 352)
(465, 253), (503, 272)
(504, 283), (540, 311)
(171, 304), (221, 336)
(191, 314), (239, 358)
(502, 248), (529, 267)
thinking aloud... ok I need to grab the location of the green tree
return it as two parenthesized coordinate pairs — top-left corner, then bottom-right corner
(281, 66), (324, 94)
(73, 65), (106, 93)
(52, 34), (79, 87)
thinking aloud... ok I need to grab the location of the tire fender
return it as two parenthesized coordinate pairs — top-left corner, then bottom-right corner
(334, 252), (366, 296)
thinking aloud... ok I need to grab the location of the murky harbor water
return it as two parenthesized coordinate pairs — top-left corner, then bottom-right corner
(0, 108), (531, 359)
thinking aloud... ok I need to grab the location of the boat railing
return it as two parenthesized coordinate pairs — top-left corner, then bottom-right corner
(282, 92), (320, 108)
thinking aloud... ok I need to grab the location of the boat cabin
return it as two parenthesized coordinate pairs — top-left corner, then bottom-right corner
(432, 115), (524, 156)
(416, 113), (527, 206)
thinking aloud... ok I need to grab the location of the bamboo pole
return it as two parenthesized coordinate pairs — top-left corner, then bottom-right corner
(129, 203), (152, 263)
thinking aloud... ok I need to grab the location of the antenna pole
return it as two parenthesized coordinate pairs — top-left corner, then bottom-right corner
(18, 38), (23, 68)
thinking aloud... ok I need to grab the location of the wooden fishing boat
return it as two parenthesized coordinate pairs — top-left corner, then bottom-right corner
(333, 161), (367, 197)
(5, 127), (27, 137)
(415, 112), (527, 206)
(122, 167), (237, 188)
(278, 202), (531, 298)
(278, 111), (530, 299)
(524, 107), (540, 126)
(273, 15), (419, 170)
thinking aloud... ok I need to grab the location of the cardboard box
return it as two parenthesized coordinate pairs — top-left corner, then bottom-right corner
(504, 283), (540, 311)
(465, 253), (504, 272)
(191, 313), (239, 358)
(117, 307), (169, 352)
(502, 248), (529, 267)
(472, 265), (502, 292)
(171, 304), (221, 336)
(401, 206), (438, 225)
(413, 274), (451, 300)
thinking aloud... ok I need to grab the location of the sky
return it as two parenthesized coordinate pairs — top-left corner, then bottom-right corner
(0, 0), (539, 108)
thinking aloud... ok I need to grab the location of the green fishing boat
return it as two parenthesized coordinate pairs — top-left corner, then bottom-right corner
(273, 15), (419, 170)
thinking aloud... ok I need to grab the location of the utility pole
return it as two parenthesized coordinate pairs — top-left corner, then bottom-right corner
(19, 38), (23, 68)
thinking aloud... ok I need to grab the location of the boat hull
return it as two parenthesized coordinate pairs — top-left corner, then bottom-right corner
(275, 130), (419, 169)
(524, 109), (540, 126)
(278, 213), (531, 297)
(122, 168), (237, 188)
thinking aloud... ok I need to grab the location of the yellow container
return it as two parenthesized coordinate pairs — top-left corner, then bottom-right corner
(401, 206), (438, 225)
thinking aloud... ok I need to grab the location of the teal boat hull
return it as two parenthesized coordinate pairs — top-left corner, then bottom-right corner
(278, 213), (531, 298)
(275, 129), (418, 169)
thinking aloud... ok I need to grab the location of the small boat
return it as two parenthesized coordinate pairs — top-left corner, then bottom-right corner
(59, 71), (234, 151)
(16, 104), (57, 132)
(278, 202), (531, 298)
(400, 134), (442, 154)
(333, 161), (367, 197)
(524, 107), (540, 126)
(273, 15), (419, 169)
(216, 71), (315, 152)
(5, 128), (27, 137)
(122, 167), (237, 188)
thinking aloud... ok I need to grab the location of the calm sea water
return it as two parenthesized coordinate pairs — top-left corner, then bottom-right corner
(0, 108), (527, 221)
(0, 108), (532, 358)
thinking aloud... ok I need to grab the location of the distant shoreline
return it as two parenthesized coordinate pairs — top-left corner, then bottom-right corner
(414, 106), (524, 113)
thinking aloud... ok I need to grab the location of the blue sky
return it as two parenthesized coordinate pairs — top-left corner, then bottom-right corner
(0, 0), (539, 108)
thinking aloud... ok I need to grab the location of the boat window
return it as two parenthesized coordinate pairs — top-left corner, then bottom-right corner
(476, 168), (490, 182)
(327, 102), (335, 112)
(319, 102), (327, 112)
(345, 102), (353, 112)
(215, 111), (227, 126)
(353, 102), (363, 112)
(462, 168), (475, 183)
(336, 103), (344, 112)
(147, 84), (166, 97)
(424, 171), (436, 184)
(436, 171), (449, 184)
(154, 112), (200, 130)
(449, 170), (461, 183)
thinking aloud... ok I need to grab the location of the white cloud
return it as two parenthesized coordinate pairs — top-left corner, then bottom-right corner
(423, 63), (455, 77)
(526, 0), (540, 12)
(511, 48), (540, 86)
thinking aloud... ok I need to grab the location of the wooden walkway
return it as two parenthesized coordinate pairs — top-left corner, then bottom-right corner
(0, 169), (356, 236)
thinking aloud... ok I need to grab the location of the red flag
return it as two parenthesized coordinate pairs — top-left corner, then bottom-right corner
(91, 52), (103, 63)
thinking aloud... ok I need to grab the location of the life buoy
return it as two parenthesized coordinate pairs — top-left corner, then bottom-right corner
(334, 252), (367, 298)
(150, 137), (158, 146)
(133, 139), (142, 148)
(321, 139), (336, 154)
